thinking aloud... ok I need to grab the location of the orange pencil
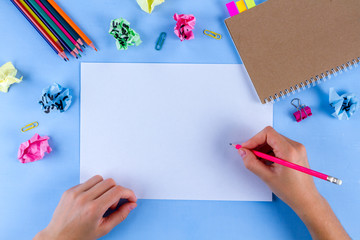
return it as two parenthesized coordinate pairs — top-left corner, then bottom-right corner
(46, 0), (97, 51)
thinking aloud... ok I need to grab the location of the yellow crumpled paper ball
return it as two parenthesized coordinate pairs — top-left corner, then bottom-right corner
(0, 62), (23, 93)
(136, 0), (165, 14)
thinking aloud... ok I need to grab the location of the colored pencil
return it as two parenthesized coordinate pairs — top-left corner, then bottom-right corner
(23, 0), (78, 58)
(38, 0), (84, 47)
(20, 0), (63, 50)
(11, 0), (68, 61)
(25, 0), (80, 56)
(46, 0), (97, 51)
(34, 0), (82, 52)
(230, 144), (342, 185)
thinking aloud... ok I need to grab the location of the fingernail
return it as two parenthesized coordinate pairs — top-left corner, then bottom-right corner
(129, 205), (136, 211)
(239, 149), (246, 157)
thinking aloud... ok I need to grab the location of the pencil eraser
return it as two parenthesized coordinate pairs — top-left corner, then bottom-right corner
(226, 1), (239, 17)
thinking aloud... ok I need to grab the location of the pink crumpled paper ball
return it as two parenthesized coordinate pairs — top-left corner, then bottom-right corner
(18, 134), (52, 163)
(173, 13), (196, 41)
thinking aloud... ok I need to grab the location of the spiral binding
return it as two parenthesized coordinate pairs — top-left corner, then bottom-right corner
(264, 57), (360, 103)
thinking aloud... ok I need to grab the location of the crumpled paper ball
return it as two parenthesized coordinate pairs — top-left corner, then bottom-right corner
(136, 0), (165, 13)
(329, 87), (359, 120)
(0, 62), (23, 93)
(173, 13), (196, 41)
(39, 83), (72, 113)
(18, 134), (52, 163)
(109, 18), (142, 50)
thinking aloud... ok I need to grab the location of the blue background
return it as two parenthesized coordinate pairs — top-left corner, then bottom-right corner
(0, 0), (359, 239)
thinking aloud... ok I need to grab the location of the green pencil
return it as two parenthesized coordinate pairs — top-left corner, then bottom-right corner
(39, 0), (85, 48)
(26, 0), (79, 55)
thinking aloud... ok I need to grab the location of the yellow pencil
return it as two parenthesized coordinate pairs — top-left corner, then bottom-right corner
(20, 0), (63, 50)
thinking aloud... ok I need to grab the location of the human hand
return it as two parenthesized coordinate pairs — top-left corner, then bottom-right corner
(34, 175), (137, 240)
(238, 126), (321, 211)
(238, 127), (351, 240)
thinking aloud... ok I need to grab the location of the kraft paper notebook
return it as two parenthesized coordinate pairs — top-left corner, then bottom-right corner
(225, 0), (360, 103)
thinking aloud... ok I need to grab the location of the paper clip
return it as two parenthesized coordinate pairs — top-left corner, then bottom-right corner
(155, 32), (167, 50)
(203, 30), (222, 40)
(21, 122), (39, 132)
(291, 98), (312, 122)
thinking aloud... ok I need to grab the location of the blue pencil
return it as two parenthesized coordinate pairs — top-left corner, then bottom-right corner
(11, 0), (68, 61)
(23, 0), (78, 58)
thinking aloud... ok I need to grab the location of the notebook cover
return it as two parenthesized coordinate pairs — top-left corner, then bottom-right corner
(225, 0), (360, 103)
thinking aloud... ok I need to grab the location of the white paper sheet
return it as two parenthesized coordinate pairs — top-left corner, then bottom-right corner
(80, 63), (273, 201)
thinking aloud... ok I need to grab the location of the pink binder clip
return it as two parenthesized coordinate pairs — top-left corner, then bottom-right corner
(291, 98), (312, 122)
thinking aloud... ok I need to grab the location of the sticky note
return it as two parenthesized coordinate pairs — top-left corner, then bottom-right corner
(226, 1), (239, 17)
(236, 0), (247, 13)
(244, 0), (256, 9)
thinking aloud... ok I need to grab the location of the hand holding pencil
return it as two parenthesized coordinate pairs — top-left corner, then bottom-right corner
(235, 126), (328, 209)
(234, 126), (350, 240)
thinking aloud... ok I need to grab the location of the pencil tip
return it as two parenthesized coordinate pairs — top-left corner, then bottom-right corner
(80, 49), (83, 52)
(66, 58), (69, 61)
(95, 48), (98, 52)
(64, 58), (67, 62)
(76, 56), (78, 59)
(229, 143), (233, 146)
(82, 45), (86, 48)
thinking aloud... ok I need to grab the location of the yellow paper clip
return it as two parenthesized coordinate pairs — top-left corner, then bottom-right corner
(203, 30), (222, 40)
(21, 122), (39, 132)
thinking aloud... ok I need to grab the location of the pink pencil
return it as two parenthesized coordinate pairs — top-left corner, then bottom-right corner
(230, 144), (342, 185)
(34, 0), (82, 51)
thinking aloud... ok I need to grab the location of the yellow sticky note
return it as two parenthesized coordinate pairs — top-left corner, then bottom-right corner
(0, 62), (23, 93)
(236, 0), (247, 13)
(136, 0), (165, 14)
(244, 0), (256, 9)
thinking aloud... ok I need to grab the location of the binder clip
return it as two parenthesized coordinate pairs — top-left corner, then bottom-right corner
(291, 98), (312, 122)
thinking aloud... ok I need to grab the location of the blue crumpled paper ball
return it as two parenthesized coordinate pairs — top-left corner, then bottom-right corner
(329, 88), (359, 120)
(39, 83), (72, 113)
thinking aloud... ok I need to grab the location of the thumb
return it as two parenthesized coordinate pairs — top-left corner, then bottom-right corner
(102, 202), (137, 231)
(238, 148), (272, 182)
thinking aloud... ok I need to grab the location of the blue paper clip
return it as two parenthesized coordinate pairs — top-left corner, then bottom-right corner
(155, 32), (167, 50)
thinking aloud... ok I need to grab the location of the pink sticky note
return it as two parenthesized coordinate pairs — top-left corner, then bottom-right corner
(18, 134), (52, 163)
(173, 13), (196, 41)
(226, 1), (239, 17)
